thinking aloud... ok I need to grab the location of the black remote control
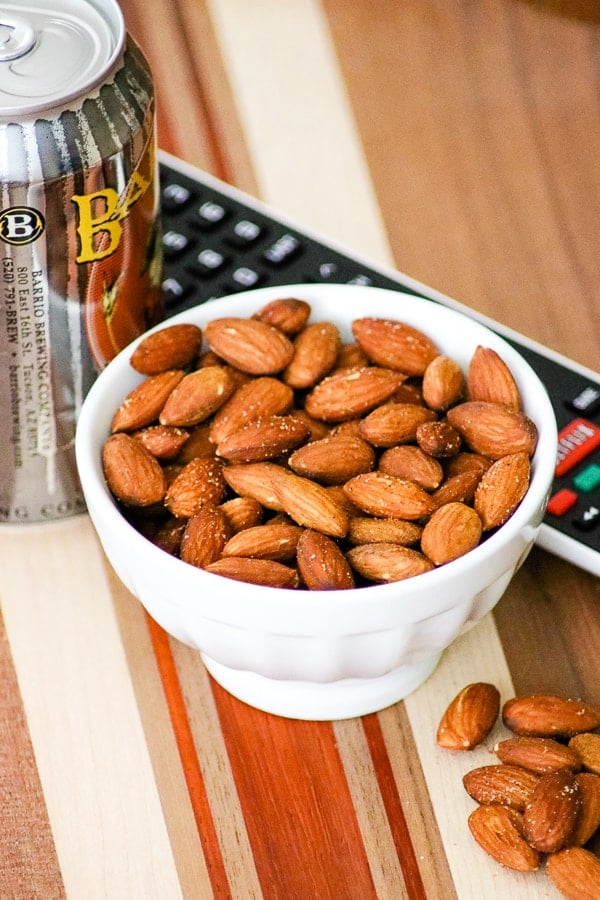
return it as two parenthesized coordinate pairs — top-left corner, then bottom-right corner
(158, 150), (600, 577)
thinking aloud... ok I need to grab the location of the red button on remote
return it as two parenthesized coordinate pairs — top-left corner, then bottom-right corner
(555, 418), (600, 477)
(547, 488), (578, 516)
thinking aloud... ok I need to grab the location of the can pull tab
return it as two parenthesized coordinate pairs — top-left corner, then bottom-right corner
(0, 16), (36, 62)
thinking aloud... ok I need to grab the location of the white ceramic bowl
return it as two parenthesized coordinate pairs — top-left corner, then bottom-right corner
(75, 285), (557, 720)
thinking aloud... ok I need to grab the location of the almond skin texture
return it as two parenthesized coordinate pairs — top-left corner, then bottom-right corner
(436, 682), (501, 750)
(219, 496), (264, 533)
(463, 765), (540, 810)
(288, 434), (375, 485)
(430, 469), (482, 511)
(446, 401), (538, 459)
(209, 376), (294, 444)
(204, 316), (295, 374)
(421, 502), (483, 565)
(304, 366), (406, 422)
(343, 472), (434, 520)
(358, 402), (437, 448)
(422, 354), (465, 411)
(252, 297), (311, 335)
(164, 457), (226, 519)
(215, 414), (310, 462)
(467, 345), (522, 411)
(296, 529), (356, 590)
(111, 370), (185, 432)
(205, 557), (300, 588)
(180, 505), (232, 568)
(346, 543), (434, 583)
(159, 366), (237, 427)
(130, 323), (202, 375)
(522, 769), (582, 853)
(467, 805), (540, 872)
(132, 425), (189, 461)
(502, 695), (600, 738)
(352, 317), (439, 375)
(102, 433), (166, 507)
(222, 524), (303, 562)
(415, 420), (462, 458)
(474, 452), (531, 530)
(494, 736), (583, 775)
(269, 466), (349, 538)
(571, 772), (600, 845)
(569, 732), (600, 775)
(378, 445), (443, 490)
(348, 516), (422, 547)
(547, 848), (600, 900)
(283, 320), (341, 388)
(222, 462), (284, 511)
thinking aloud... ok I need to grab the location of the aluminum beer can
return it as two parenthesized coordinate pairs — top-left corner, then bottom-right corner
(0, 1), (163, 523)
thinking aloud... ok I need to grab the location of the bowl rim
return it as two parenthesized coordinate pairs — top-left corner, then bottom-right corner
(75, 283), (558, 616)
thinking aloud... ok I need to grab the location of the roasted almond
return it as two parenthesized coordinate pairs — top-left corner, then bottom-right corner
(180, 505), (232, 568)
(151, 516), (186, 556)
(415, 420), (462, 458)
(215, 414), (310, 462)
(348, 516), (422, 547)
(444, 451), (492, 479)
(522, 768), (582, 852)
(219, 496), (264, 532)
(159, 366), (237, 427)
(164, 457), (226, 519)
(102, 433), (166, 507)
(352, 317), (439, 375)
(494, 736), (582, 775)
(283, 320), (341, 388)
(296, 529), (356, 590)
(268, 466), (349, 537)
(467, 805), (539, 872)
(474, 452), (531, 530)
(421, 502), (483, 565)
(222, 524), (303, 561)
(569, 732), (600, 775)
(205, 557), (300, 588)
(343, 471), (434, 520)
(429, 469), (482, 511)
(502, 694), (600, 738)
(176, 423), (216, 462)
(208, 376), (294, 444)
(378, 445), (443, 491)
(288, 434), (375, 484)
(333, 342), (369, 371)
(421, 354), (465, 411)
(358, 402), (437, 447)
(111, 369), (185, 432)
(132, 425), (189, 461)
(446, 401), (538, 459)
(222, 462), (284, 511)
(252, 297), (311, 335)
(547, 847), (600, 900)
(571, 772), (600, 846)
(304, 366), (406, 422)
(346, 543), (434, 583)
(467, 345), (522, 411)
(130, 323), (202, 375)
(204, 316), (295, 374)
(463, 765), (540, 810)
(436, 682), (500, 751)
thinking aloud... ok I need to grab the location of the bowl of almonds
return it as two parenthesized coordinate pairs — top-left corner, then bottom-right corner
(75, 284), (557, 719)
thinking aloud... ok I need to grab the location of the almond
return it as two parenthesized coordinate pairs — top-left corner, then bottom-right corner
(378, 445), (443, 491)
(444, 451), (492, 479)
(252, 297), (311, 335)
(358, 402), (437, 447)
(333, 342), (369, 371)
(421, 502), (483, 565)
(343, 472), (434, 520)
(288, 434), (375, 484)
(268, 466), (349, 538)
(547, 847), (600, 900)
(296, 529), (356, 590)
(467, 805), (540, 872)
(352, 317), (439, 375)
(132, 425), (189, 461)
(219, 496), (264, 532)
(222, 524), (303, 561)
(304, 366), (406, 422)
(348, 516), (422, 547)
(569, 733), (600, 775)
(222, 462), (284, 511)
(283, 320), (341, 388)
(494, 736), (583, 775)
(130, 323), (202, 375)
(102, 433), (166, 507)
(502, 695), (600, 738)
(205, 557), (300, 588)
(215, 414), (310, 462)
(463, 765), (540, 810)
(446, 401), (538, 459)
(436, 682), (501, 751)
(180, 505), (232, 568)
(159, 366), (237, 427)
(164, 457), (226, 519)
(430, 469), (482, 510)
(415, 420), (462, 458)
(422, 355), (465, 411)
(152, 516), (186, 556)
(522, 768), (582, 852)
(571, 773), (600, 846)
(474, 452), (531, 530)
(346, 543), (434, 583)
(467, 345), (522, 411)
(208, 376), (294, 444)
(176, 423), (216, 462)
(111, 370), (185, 432)
(204, 316), (295, 374)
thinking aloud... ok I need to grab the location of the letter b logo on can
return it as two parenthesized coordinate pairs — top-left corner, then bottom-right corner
(0, 206), (45, 244)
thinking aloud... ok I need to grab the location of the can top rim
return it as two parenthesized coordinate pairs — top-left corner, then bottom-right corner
(0, 0), (126, 117)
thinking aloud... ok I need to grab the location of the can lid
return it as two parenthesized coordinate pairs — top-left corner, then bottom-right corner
(0, 0), (125, 117)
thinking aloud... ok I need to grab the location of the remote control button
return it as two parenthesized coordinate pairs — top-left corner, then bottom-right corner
(190, 200), (228, 229)
(573, 463), (600, 492)
(225, 219), (263, 247)
(263, 234), (302, 265)
(547, 488), (578, 516)
(162, 274), (196, 307)
(573, 505), (600, 532)
(347, 274), (374, 286)
(188, 248), (228, 275)
(567, 385), (600, 416)
(162, 229), (191, 258)
(162, 182), (194, 211)
(555, 418), (600, 476)
(230, 266), (263, 289)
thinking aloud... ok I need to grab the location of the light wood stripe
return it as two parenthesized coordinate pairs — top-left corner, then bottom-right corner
(0, 519), (183, 899)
